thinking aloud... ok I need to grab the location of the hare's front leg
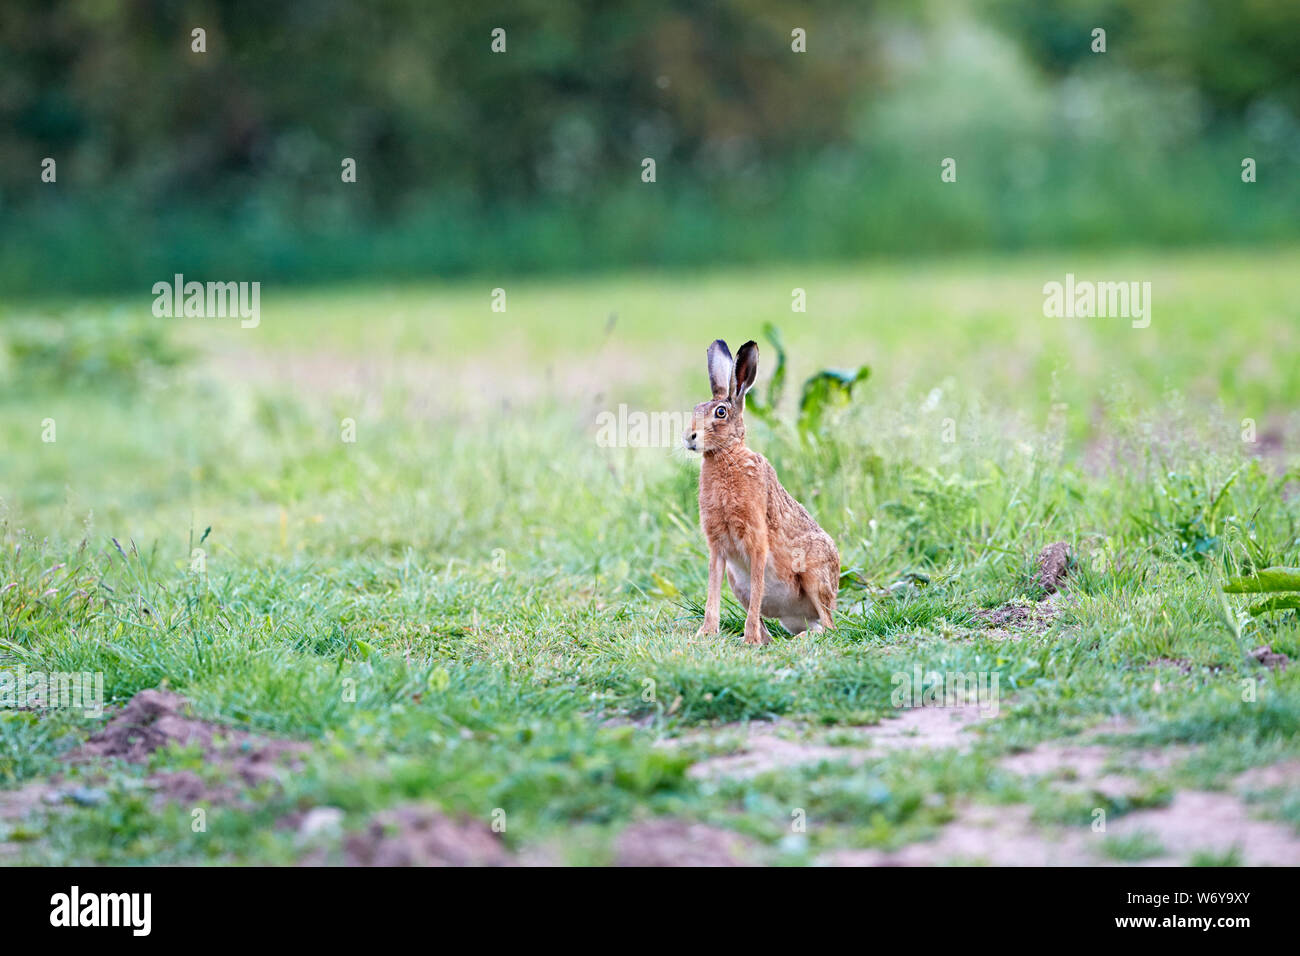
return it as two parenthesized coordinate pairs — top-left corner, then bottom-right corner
(695, 545), (723, 638)
(743, 542), (770, 645)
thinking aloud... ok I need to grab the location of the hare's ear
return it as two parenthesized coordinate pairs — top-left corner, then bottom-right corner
(732, 340), (759, 408)
(707, 339), (733, 400)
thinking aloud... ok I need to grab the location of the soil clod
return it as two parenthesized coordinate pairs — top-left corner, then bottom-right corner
(1250, 645), (1289, 671)
(614, 820), (754, 866)
(1036, 541), (1071, 595)
(75, 688), (306, 805)
(343, 807), (514, 866)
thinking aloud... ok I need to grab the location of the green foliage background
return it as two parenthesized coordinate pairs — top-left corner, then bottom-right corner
(2, 0), (1298, 293)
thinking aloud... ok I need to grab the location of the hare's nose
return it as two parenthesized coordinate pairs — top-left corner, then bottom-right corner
(688, 432), (697, 442)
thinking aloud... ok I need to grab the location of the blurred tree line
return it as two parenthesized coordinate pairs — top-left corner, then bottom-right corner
(1, 0), (1297, 293)
(989, 0), (1300, 116)
(2, 0), (875, 212)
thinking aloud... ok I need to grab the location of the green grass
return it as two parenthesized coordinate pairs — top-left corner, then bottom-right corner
(1101, 830), (1168, 863)
(1, 248), (1298, 864)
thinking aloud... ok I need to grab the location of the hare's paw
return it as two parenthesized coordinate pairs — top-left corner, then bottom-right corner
(743, 619), (772, 646)
(694, 623), (719, 639)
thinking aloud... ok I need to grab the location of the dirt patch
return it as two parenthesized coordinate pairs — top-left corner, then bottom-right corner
(826, 786), (1300, 866)
(998, 742), (1191, 801)
(73, 688), (307, 805)
(864, 704), (993, 752)
(598, 712), (658, 731)
(1234, 761), (1300, 793)
(674, 704), (995, 781)
(614, 820), (756, 866)
(1245, 425), (1295, 477)
(0, 782), (55, 826)
(0, 784), (52, 859)
(976, 602), (1034, 627)
(1148, 657), (1194, 675)
(973, 598), (1062, 634)
(341, 806), (515, 866)
(825, 735), (1300, 865)
(1000, 745), (1114, 779)
(824, 803), (1094, 866)
(4, 687), (310, 856)
(1107, 791), (1300, 865)
(1002, 741), (1188, 778)
(1250, 645), (1289, 671)
(1248, 428), (1286, 462)
(973, 542), (1072, 636)
(80, 689), (222, 761)
(4, 689), (307, 854)
(682, 728), (856, 781)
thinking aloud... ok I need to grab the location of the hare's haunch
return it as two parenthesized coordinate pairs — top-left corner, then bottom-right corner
(685, 339), (839, 645)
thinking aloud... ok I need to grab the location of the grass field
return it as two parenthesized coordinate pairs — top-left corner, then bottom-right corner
(2, 247), (1298, 865)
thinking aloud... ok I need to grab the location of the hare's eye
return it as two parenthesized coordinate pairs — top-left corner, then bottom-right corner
(714, 405), (727, 419)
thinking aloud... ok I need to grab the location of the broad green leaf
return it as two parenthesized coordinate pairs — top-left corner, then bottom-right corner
(1223, 567), (1300, 593)
(1248, 595), (1300, 615)
(798, 365), (870, 434)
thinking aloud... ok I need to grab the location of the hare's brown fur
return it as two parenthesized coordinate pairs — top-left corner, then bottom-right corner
(685, 339), (839, 645)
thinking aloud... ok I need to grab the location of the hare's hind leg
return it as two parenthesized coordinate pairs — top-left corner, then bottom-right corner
(807, 568), (837, 634)
(786, 565), (836, 638)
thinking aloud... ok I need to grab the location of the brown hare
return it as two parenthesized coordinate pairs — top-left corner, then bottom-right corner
(684, 339), (839, 645)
